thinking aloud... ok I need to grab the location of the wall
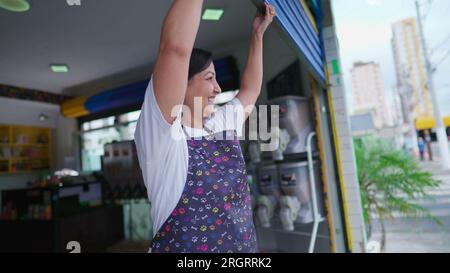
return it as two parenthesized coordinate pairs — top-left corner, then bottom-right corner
(53, 115), (78, 171)
(323, 25), (367, 253)
(0, 97), (59, 128)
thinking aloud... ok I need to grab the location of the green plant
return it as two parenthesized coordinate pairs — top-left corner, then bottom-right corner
(354, 136), (442, 250)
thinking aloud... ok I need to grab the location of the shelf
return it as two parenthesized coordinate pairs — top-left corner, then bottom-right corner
(0, 219), (53, 223)
(0, 143), (49, 147)
(0, 170), (50, 177)
(10, 157), (50, 161)
(5, 170), (50, 175)
(0, 124), (52, 174)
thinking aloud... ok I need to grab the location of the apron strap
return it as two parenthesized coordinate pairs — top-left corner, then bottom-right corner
(181, 124), (215, 140)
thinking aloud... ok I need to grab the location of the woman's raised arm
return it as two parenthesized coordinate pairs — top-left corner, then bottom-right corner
(153, 0), (204, 124)
(237, 4), (275, 120)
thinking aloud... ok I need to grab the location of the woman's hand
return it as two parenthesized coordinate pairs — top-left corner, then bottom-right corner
(252, 3), (276, 37)
(237, 3), (276, 120)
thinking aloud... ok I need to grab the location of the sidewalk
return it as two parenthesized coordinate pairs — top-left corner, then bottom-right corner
(370, 160), (450, 253)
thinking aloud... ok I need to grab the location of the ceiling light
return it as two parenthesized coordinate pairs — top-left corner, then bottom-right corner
(202, 9), (224, 21)
(50, 64), (69, 73)
(0, 0), (30, 13)
(39, 113), (48, 121)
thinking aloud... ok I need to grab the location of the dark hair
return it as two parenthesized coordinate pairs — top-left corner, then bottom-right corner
(188, 48), (213, 80)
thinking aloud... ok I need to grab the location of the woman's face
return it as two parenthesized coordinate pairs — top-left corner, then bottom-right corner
(185, 62), (222, 117)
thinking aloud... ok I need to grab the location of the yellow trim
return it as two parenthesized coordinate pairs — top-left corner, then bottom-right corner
(62, 95), (87, 107)
(311, 76), (335, 253)
(300, 0), (319, 34)
(416, 116), (450, 130)
(61, 96), (89, 118)
(324, 68), (354, 252)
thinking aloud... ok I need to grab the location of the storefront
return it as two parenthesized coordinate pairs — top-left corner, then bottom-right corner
(0, 0), (365, 253)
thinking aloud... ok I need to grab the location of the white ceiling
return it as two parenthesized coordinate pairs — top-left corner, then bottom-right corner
(0, 0), (257, 95)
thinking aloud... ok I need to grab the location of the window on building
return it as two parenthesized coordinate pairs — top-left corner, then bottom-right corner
(80, 110), (141, 172)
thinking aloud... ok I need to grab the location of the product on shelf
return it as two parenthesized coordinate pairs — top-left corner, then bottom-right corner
(0, 162), (8, 172)
(0, 125), (52, 173)
(16, 134), (29, 144)
(37, 134), (49, 144)
(0, 135), (8, 144)
(0, 147), (11, 158)
(0, 202), (18, 220)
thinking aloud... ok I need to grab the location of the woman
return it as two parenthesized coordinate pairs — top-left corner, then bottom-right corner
(134, 0), (276, 253)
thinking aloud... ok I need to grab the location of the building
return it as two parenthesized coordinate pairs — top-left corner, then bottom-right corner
(350, 113), (376, 136)
(391, 18), (433, 119)
(350, 61), (391, 128)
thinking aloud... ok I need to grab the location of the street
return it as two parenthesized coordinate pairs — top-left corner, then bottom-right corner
(371, 160), (450, 253)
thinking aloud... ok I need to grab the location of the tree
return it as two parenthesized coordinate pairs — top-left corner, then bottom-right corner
(354, 136), (442, 251)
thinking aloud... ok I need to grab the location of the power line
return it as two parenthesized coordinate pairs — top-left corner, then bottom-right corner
(431, 33), (450, 55)
(432, 48), (450, 72)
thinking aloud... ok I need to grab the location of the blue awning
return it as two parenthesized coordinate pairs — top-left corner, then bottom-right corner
(62, 56), (240, 117)
(264, 0), (325, 83)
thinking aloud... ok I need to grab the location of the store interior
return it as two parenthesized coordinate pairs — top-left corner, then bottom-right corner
(0, 0), (332, 253)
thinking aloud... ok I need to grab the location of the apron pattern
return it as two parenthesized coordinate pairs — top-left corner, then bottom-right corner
(151, 130), (258, 253)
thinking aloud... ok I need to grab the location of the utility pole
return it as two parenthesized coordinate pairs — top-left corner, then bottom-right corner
(401, 81), (419, 156)
(416, 0), (450, 169)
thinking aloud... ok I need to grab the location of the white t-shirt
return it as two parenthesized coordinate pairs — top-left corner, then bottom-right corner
(134, 76), (246, 238)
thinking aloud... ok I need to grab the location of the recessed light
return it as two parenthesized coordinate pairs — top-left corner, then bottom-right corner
(0, 0), (30, 13)
(50, 64), (69, 73)
(202, 9), (224, 21)
(39, 113), (48, 121)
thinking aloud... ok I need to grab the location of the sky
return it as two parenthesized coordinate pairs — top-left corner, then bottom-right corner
(331, 0), (450, 117)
